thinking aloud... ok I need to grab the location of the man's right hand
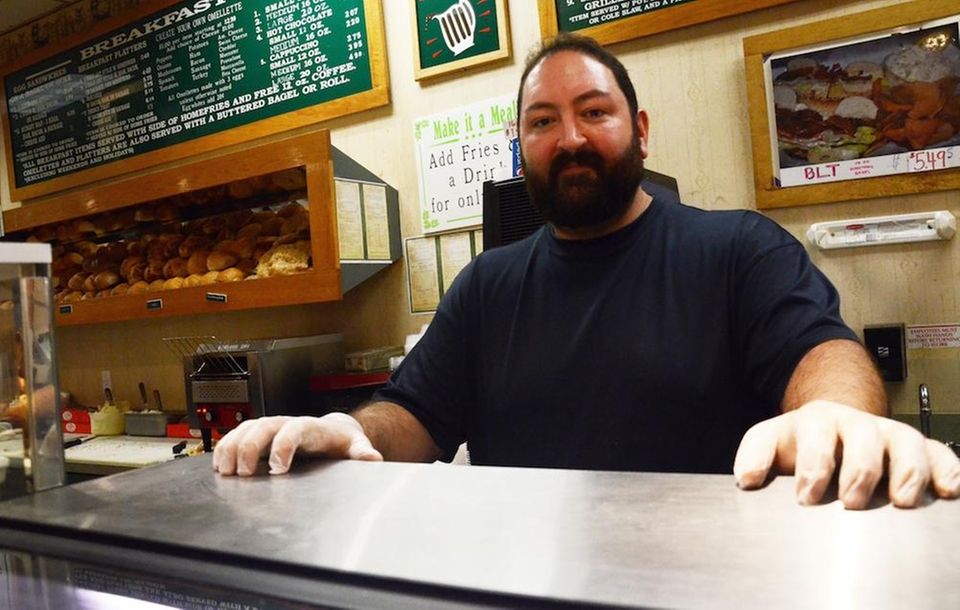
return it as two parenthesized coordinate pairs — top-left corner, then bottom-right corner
(212, 413), (383, 476)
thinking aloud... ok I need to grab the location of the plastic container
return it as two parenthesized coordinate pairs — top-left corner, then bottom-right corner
(310, 371), (391, 414)
(90, 406), (124, 435)
(344, 346), (404, 372)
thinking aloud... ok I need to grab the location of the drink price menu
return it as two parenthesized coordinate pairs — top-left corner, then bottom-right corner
(3, 0), (373, 189)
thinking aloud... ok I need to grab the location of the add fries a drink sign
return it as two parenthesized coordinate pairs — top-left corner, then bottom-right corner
(413, 93), (519, 234)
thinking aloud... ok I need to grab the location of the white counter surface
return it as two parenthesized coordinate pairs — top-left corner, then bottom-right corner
(63, 434), (202, 473)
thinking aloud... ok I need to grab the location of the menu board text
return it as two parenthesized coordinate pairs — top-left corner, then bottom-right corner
(4, 0), (373, 188)
(555, 0), (697, 31)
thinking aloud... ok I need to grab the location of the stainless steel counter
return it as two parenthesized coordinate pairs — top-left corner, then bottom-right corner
(0, 456), (957, 609)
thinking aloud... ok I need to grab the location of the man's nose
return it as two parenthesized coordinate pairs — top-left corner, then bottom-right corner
(556, 120), (586, 153)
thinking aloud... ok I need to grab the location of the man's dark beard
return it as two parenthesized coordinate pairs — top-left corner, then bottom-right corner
(522, 132), (645, 230)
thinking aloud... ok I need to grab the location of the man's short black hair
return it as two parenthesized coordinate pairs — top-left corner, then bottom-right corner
(516, 34), (639, 128)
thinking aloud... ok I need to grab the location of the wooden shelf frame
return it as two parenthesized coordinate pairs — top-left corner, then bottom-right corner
(6, 130), (342, 326)
(1, 0), (390, 202)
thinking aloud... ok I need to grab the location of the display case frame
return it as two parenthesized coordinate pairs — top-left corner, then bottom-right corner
(2, 131), (341, 326)
(0, 0), (390, 202)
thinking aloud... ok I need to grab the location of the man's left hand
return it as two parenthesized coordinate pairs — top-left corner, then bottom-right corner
(734, 400), (960, 509)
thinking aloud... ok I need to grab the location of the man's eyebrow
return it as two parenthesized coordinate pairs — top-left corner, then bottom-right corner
(522, 89), (613, 115)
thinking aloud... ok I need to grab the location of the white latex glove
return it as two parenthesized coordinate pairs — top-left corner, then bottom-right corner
(734, 400), (960, 509)
(212, 413), (383, 477)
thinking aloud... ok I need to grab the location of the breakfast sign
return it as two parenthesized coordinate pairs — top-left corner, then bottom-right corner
(1, 0), (388, 201)
(768, 19), (960, 188)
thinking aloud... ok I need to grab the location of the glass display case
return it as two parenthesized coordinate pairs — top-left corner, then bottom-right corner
(0, 131), (401, 326)
(0, 242), (64, 501)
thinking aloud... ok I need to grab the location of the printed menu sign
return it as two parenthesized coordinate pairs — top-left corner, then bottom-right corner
(413, 93), (519, 234)
(769, 20), (960, 188)
(907, 324), (960, 349)
(555, 0), (697, 31)
(404, 230), (483, 313)
(3, 0), (373, 189)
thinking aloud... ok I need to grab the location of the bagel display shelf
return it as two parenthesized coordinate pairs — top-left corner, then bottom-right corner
(0, 132), (343, 326)
(26, 186), (307, 250)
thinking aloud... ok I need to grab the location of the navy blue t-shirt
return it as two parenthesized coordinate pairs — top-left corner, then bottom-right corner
(375, 184), (857, 473)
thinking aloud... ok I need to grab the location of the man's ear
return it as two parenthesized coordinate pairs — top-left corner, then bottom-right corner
(635, 110), (650, 159)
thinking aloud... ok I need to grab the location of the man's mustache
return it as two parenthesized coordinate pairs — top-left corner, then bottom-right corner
(549, 149), (605, 183)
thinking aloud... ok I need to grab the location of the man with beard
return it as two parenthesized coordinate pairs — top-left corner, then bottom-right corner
(214, 35), (960, 510)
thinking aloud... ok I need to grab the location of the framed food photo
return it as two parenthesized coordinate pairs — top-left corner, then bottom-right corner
(744, 0), (960, 209)
(411, 0), (511, 81)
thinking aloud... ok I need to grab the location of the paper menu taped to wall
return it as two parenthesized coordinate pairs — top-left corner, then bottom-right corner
(404, 230), (483, 313)
(335, 180), (364, 260)
(362, 183), (390, 260)
(335, 179), (392, 261)
(406, 236), (442, 313)
(439, 233), (473, 293)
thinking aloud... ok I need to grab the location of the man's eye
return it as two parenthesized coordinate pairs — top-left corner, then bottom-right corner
(530, 117), (552, 129)
(584, 108), (606, 118)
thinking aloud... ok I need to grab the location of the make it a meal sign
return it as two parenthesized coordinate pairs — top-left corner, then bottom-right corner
(413, 93), (519, 234)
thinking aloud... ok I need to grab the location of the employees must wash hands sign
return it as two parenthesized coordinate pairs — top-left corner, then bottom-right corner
(413, 93), (520, 234)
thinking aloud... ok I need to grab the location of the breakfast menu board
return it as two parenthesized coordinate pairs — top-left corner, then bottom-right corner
(3, 0), (376, 191)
